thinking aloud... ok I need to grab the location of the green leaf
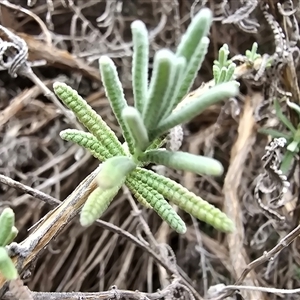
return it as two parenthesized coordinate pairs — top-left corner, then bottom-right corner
(142, 49), (175, 131)
(0, 208), (15, 247)
(130, 168), (235, 232)
(141, 149), (224, 176)
(125, 180), (152, 209)
(212, 65), (220, 83)
(53, 82), (124, 156)
(246, 42), (260, 62)
(174, 36), (210, 107)
(176, 8), (212, 63)
(3, 227), (18, 246)
(99, 56), (135, 155)
(96, 156), (137, 190)
(122, 106), (149, 152)
(174, 7), (212, 104)
(225, 63), (236, 82)
(160, 56), (187, 120)
(280, 150), (294, 174)
(80, 185), (121, 227)
(287, 98), (300, 117)
(257, 127), (291, 140)
(152, 81), (239, 139)
(215, 67), (227, 84)
(126, 178), (187, 234)
(274, 99), (296, 133)
(0, 247), (18, 280)
(60, 129), (116, 161)
(131, 20), (149, 114)
(217, 44), (230, 68)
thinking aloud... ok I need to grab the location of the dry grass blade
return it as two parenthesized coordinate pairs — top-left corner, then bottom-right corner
(0, 165), (100, 290)
(223, 93), (265, 300)
(16, 32), (102, 83)
(3, 279), (182, 300)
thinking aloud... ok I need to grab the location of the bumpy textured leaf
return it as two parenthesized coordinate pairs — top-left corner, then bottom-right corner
(125, 180), (152, 209)
(53, 82), (124, 156)
(174, 8), (213, 105)
(126, 178), (187, 234)
(130, 168), (235, 232)
(160, 57), (186, 120)
(142, 49), (175, 131)
(60, 129), (115, 161)
(176, 8), (212, 64)
(154, 81), (239, 138)
(0, 208), (15, 247)
(131, 20), (149, 114)
(96, 156), (136, 190)
(141, 149), (224, 176)
(99, 56), (135, 155)
(122, 106), (149, 152)
(80, 185), (121, 227)
(0, 247), (18, 280)
(174, 37), (210, 109)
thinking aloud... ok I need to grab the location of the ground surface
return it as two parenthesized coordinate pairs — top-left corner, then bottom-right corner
(1, 1), (300, 300)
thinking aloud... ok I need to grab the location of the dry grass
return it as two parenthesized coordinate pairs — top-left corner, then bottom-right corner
(0, 1), (300, 300)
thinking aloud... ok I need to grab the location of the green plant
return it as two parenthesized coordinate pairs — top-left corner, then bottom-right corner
(213, 44), (237, 84)
(259, 98), (300, 174)
(0, 208), (18, 281)
(245, 42), (261, 65)
(54, 8), (239, 234)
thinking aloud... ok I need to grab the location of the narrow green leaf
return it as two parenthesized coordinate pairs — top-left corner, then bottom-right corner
(280, 150), (294, 174)
(152, 81), (239, 138)
(99, 56), (135, 155)
(125, 180), (152, 209)
(60, 129), (116, 161)
(0, 247), (18, 280)
(122, 106), (149, 152)
(141, 149), (223, 176)
(216, 67), (227, 84)
(142, 49), (175, 131)
(174, 7), (213, 104)
(287, 98), (300, 117)
(225, 63), (236, 82)
(80, 185), (121, 227)
(146, 134), (169, 151)
(126, 178), (187, 234)
(218, 44), (229, 68)
(0, 208), (14, 247)
(287, 140), (299, 152)
(131, 20), (149, 114)
(174, 36), (210, 107)
(160, 57), (187, 120)
(53, 82), (124, 156)
(257, 127), (291, 140)
(3, 227), (18, 246)
(274, 99), (296, 133)
(176, 8), (212, 64)
(130, 168), (235, 233)
(212, 65), (220, 83)
(96, 156), (136, 190)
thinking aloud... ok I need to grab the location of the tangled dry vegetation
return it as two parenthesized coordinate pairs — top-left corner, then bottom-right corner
(1, 0), (300, 299)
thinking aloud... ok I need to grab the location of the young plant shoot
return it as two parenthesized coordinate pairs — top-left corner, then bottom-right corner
(0, 208), (19, 281)
(54, 8), (239, 234)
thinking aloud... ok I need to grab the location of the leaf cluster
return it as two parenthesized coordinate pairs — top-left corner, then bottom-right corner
(54, 8), (239, 234)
